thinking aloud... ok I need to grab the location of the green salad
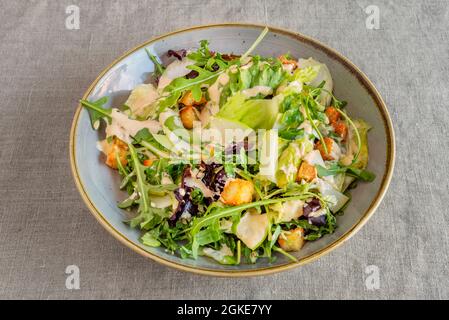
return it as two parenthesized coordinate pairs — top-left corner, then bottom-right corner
(80, 28), (374, 265)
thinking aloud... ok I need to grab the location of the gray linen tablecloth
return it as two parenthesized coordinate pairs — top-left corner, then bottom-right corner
(0, 0), (448, 299)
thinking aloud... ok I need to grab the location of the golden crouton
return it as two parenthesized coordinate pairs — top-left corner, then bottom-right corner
(332, 121), (348, 140)
(278, 228), (305, 252)
(221, 178), (254, 206)
(222, 54), (240, 61)
(179, 90), (206, 106)
(105, 137), (128, 169)
(179, 105), (197, 129)
(325, 106), (341, 124)
(278, 55), (298, 69)
(296, 161), (317, 182)
(315, 137), (335, 161)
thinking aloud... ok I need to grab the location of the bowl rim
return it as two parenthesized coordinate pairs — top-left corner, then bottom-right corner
(69, 23), (395, 277)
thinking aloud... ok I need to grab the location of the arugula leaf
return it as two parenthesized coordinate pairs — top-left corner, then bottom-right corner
(302, 93), (328, 154)
(140, 220), (183, 252)
(272, 246), (298, 262)
(346, 167), (376, 182)
(132, 127), (153, 143)
(156, 91), (182, 114)
(132, 128), (171, 159)
(145, 48), (165, 77)
(205, 55), (228, 72)
(316, 163), (375, 182)
(332, 96), (347, 109)
(166, 163), (188, 184)
(304, 210), (337, 241)
(147, 184), (178, 195)
(278, 93), (305, 140)
(159, 28), (271, 109)
(190, 195), (312, 239)
(242, 246), (258, 264)
(187, 40), (229, 72)
(224, 163), (236, 178)
(143, 158), (168, 185)
(129, 206), (168, 229)
(290, 219), (319, 231)
(163, 65), (222, 101)
(141, 232), (161, 247)
(316, 164), (346, 177)
(269, 225), (282, 249)
(187, 40), (213, 66)
(80, 98), (112, 129)
(166, 28), (271, 104)
(279, 128), (305, 140)
(128, 144), (151, 217)
(191, 188), (204, 205)
(192, 219), (223, 259)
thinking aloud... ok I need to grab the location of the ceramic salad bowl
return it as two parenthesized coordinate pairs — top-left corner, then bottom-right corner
(70, 23), (395, 276)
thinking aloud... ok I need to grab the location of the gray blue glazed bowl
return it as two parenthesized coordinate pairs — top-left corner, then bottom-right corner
(70, 24), (395, 276)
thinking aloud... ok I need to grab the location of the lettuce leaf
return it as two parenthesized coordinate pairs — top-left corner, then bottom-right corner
(291, 65), (320, 83)
(277, 93), (305, 140)
(220, 57), (285, 105)
(239, 57), (285, 90)
(217, 92), (280, 129)
(352, 119), (371, 170)
(297, 58), (333, 106)
(275, 138), (313, 187)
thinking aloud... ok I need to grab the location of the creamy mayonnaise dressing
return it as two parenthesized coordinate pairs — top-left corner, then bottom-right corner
(287, 80), (303, 93)
(207, 72), (230, 106)
(239, 61), (254, 70)
(198, 72), (230, 126)
(157, 57), (195, 90)
(297, 141), (312, 159)
(276, 79), (302, 95)
(329, 141), (342, 160)
(282, 63), (295, 73)
(241, 85), (273, 98)
(307, 208), (326, 218)
(298, 119), (320, 138)
(105, 109), (161, 143)
(158, 109), (178, 127)
(303, 150), (325, 167)
(280, 163), (298, 178)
